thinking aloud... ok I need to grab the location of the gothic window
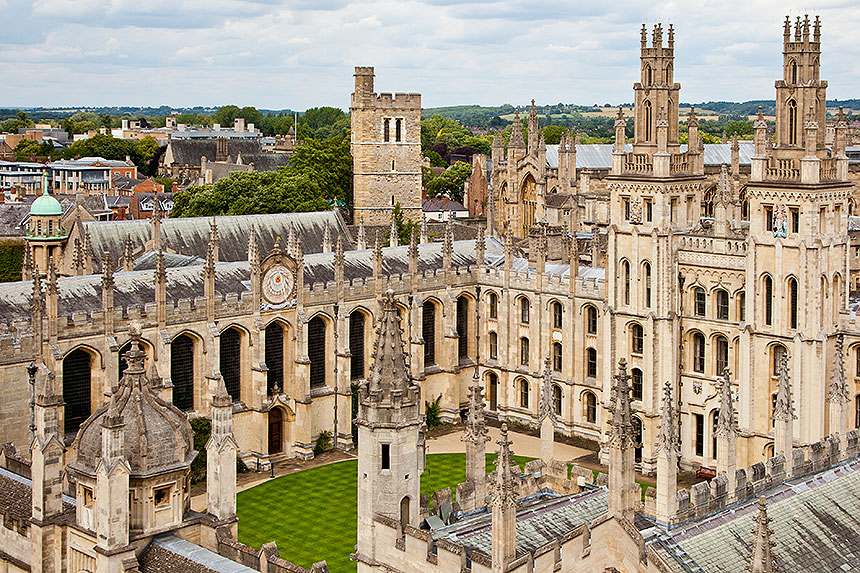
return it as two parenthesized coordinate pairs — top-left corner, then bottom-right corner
(395, 118), (402, 142)
(456, 296), (469, 360)
(586, 305), (598, 335)
(586, 348), (598, 378)
(771, 344), (787, 378)
(349, 312), (365, 380)
(553, 384), (562, 416)
(715, 336), (729, 375)
(519, 379), (529, 409)
(693, 287), (706, 317)
(521, 174), (537, 236)
(171, 334), (194, 412)
(764, 275), (774, 326)
(220, 327), (242, 400)
(788, 99), (798, 145)
(584, 391), (597, 424)
(552, 301), (563, 329)
(631, 323), (644, 355)
(422, 301), (436, 366)
(308, 317), (326, 388)
(383, 118), (390, 143)
(265, 322), (285, 394)
(520, 297), (530, 324)
(488, 292), (498, 319)
(692, 332), (705, 373)
(738, 291), (746, 322)
(552, 342), (562, 372)
(791, 61), (798, 84)
(645, 64), (653, 86)
(622, 260), (631, 305)
(489, 331), (498, 360)
(788, 277), (799, 329)
(715, 290), (729, 320)
(488, 372), (498, 411)
(643, 262), (652, 308)
(520, 337), (530, 366)
(632, 368), (643, 401)
(644, 100), (653, 142)
(63, 349), (92, 435)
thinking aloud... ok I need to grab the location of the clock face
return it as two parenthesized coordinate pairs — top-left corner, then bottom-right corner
(262, 265), (294, 305)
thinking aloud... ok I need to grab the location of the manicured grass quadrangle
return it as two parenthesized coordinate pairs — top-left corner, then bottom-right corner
(236, 453), (530, 573)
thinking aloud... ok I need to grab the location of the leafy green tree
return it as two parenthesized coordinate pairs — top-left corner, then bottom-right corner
(238, 106), (263, 127)
(725, 120), (753, 138)
(391, 203), (419, 245)
(214, 105), (241, 127)
(541, 125), (567, 145)
(284, 135), (352, 206)
(423, 150), (447, 167)
(424, 161), (472, 203)
(14, 139), (53, 160)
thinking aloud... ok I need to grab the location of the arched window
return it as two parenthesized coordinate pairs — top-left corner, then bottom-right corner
(645, 64), (653, 86)
(266, 322), (285, 393)
(307, 317), (326, 388)
(788, 277), (798, 329)
(763, 275), (774, 326)
(643, 262), (652, 308)
(772, 344), (787, 378)
(520, 337), (530, 366)
(552, 301), (563, 329)
(622, 260), (631, 305)
(383, 118), (390, 142)
(422, 301), (436, 366)
(693, 287), (706, 317)
(586, 306), (598, 335)
(488, 331), (498, 360)
(788, 99), (798, 145)
(716, 289), (729, 320)
(715, 336), (729, 375)
(553, 385), (562, 416)
(644, 100), (653, 142)
(349, 312), (365, 380)
(584, 391), (597, 424)
(833, 275), (842, 323)
(712, 410), (719, 460)
(692, 332), (705, 373)
(586, 348), (598, 378)
(791, 60), (798, 84)
(631, 323), (644, 354)
(399, 496), (409, 536)
(520, 297), (530, 324)
(552, 342), (562, 372)
(631, 368), (643, 401)
(519, 379), (529, 408)
(63, 349), (92, 435)
(488, 372), (498, 411)
(456, 295), (469, 360)
(738, 291), (746, 322)
(171, 334), (195, 411)
(221, 327), (242, 399)
(488, 292), (498, 319)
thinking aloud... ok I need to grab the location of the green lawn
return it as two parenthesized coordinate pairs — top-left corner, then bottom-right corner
(236, 453), (530, 573)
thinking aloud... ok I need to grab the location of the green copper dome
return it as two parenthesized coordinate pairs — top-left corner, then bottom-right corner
(30, 193), (62, 217)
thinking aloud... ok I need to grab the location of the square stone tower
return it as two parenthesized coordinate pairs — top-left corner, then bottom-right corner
(350, 66), (423, 225)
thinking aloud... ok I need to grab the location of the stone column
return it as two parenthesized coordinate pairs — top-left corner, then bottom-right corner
(491, 424), (517, 573)
(538, 356), (556, 466)
(655, 381), (678, 524)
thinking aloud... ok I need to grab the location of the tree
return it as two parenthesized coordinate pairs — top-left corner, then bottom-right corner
(390, 203), (419, 245)
(214, 105), (241, 127)
(424, 161), (472, 203)
(14, 139), (53, 160)
(725, 120), (753, 138)
(284, 135), (352, 206)
(238, 106), (263, 127)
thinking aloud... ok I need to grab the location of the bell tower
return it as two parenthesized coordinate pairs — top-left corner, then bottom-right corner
(633, 23), (680, 154)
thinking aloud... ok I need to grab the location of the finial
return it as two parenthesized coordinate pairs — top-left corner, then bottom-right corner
(772, 352), (796, 422)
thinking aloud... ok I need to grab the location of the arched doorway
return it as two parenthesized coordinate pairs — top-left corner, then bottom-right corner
(521, 174), (537, 237)
(63, 349), (92, 435)
(269, 408), (283, 455)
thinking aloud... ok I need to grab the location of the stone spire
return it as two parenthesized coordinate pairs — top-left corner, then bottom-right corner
(30, 266), (43, 345)
(748, 497), (777, 573)
(123, 235), (134, 271)
(716, 368), (738, 494)
(491, 424), (517, 573)
(287, 224), (297, 258)
(155, 249), (166, 324)
(772, 352), (796, 456)
(827, 334), (849, 436)
(207, 374), (239, 522)
(209, 217), (220, 261)
(656, 381), (678, 524)
(389, 214), (399, 247)
(731, 132), (740, 176)
(607, 359), (636, 519)
(356, 218), (367, 250)
(538, 355), (556, 465)
(527, 99), (539, 153)
(419, 216), (428, 244)
(322, 224), (332, 253)
(22, 240), (33, 282)
(203, 242), (216, 323)
(509, 111), (525, 150)
(462, 374), (490, 507)
(364, 290), (413, 397)
(30, 364), (65, 525)
(715, 164), (732, 206)
(475, 224), (485, 267)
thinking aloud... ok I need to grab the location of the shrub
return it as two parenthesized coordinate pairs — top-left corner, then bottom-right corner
(314, 430), (332, 455)
(425, 395), (442, 430)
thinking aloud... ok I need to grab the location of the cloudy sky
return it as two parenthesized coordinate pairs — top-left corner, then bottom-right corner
(1, 0), (859, 111)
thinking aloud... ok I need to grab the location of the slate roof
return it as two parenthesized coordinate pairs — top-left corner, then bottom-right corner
(0, 202), (32, 237)
(140, 534), (257, 573)
(544, 193), (574, 209)
(0, 466), (75, 521)
(83, 210), (352, 272)
(166, 140), (290, 172)
(653, 457), (860, 572)
(133, 250), (204, 270)
(423, 197), (468, 212)
(436, 487), (608, 557)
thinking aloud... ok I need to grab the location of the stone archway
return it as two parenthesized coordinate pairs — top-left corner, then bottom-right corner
(520, 173), (537, 237)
